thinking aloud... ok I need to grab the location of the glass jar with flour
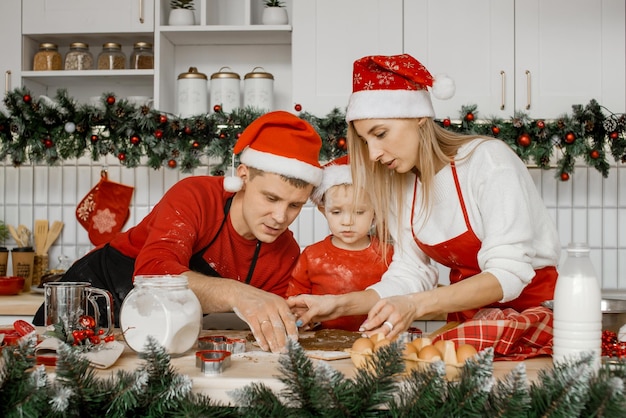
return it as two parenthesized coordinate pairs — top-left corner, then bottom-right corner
(119, 274), (202, 356)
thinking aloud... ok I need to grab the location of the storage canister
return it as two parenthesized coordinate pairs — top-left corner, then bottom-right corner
(119, 275), (202, 356)
(33, 43), (62, 71)
(244, 67), (274, 112)
(64, 42), (94, 70)
(210, 67), (241, 113)
(177, 66), (208, 118)
(97, 42), (126, 70)
(130, 42), (154, 69)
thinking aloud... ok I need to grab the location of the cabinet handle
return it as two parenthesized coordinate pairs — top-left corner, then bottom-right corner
(5, 70), (11, 94)
(500, 70), (506, 110)
(525, 70), (531, 110)
(139, 0), (144, 24)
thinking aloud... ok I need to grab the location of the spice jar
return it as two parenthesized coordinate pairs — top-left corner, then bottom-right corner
(244, 67), (274, 111)
(64, 42), (94, 70)
(33, 43), (62, 71)
(177, 67), (208, 117)
(210, 67), (241, 113)
(97, 43), (126, 70)
(119, 275), (202, 356)
(130, 42), (154, 69)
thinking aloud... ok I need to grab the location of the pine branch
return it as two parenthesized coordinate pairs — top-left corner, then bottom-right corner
(387, 362), (449, 417)
(486, 363), (531, 418)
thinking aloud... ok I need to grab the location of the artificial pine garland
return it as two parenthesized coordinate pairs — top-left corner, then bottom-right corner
(0, 87), (625, 180)
(2, 336), (626, 417)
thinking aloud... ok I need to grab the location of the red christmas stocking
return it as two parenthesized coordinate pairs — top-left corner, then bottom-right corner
(76, 170), (134, 246)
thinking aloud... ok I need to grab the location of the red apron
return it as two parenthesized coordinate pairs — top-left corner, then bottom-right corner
(411, 162), (557, 322)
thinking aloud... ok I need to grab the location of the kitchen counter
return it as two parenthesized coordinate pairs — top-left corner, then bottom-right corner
(0, 291), (43, 322)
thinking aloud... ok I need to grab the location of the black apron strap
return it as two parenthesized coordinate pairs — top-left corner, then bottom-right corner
(189, 196), (233, 276)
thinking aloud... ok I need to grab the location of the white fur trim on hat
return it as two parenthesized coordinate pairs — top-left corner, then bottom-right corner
(240, 146), (323, 187)
(345, 89), (435, 122)
(310, 164), (352, 205)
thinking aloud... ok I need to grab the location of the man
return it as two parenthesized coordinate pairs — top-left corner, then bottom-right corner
(34, 111), (323, 353)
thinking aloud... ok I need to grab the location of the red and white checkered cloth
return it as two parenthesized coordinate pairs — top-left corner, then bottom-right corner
(432, 306), (553, 361)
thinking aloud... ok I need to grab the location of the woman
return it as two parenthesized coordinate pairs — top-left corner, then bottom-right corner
(288, 54), (560, 340)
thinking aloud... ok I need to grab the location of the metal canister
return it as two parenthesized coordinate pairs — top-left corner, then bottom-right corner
(177, 67), (208, 118)
(244, 67), (274, 112)
(210, 67), (241, 113)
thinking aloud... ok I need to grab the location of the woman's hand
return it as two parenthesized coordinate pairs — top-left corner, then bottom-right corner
(359, 294), (418, 340)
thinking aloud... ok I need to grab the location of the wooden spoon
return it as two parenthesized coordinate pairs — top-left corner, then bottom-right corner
(8, 224), (23, 247)
(34, 219), (49, 255)
(43, 221), (64, 254)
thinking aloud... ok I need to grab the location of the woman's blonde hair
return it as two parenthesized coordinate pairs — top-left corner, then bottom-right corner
(348, 118), (486, 260)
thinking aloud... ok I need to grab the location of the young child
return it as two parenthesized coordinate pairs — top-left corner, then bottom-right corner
(286, 156), (393, 331)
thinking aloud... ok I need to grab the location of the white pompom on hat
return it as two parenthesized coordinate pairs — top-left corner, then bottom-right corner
(345, 54), (455, 122)
(223, 110), (324, 192)
(310, 155), (351, 206)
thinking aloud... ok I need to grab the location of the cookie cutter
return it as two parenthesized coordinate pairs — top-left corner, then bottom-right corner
(195, 350), (232, 375)
(198, 335), (246, 354)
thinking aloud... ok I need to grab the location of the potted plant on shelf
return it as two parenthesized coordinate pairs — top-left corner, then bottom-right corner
(169, 0), (196, 26)
(262, 0), (289, 25)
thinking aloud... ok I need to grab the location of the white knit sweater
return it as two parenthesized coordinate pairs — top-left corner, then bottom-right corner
(368, 138), (561, 303)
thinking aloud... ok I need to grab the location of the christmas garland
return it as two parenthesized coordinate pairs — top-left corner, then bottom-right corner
(2, 334), (625, 416)
(1, 87), (625, 180)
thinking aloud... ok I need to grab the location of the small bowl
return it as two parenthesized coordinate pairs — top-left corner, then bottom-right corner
(0, 276), (25, 295)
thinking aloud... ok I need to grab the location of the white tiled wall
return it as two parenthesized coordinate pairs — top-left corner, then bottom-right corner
(1, 156), (625, 290)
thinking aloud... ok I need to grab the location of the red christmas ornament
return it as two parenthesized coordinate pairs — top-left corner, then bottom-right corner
(118, 152), (126, 161)
(159, 114), (168, 124)
(23, 94), (32, 103)
(130, 135), (141, 145)
(192, 141), (200, 149)
(442, 118), (451, 127)
(610, 131), (619, 140)
(491, 126), (500, 136)
(43, 137), (53, 148)
(167, 159), (177, 168)
(213, 104), (222, 113)
(90, 134), (99, 143)
(517, 133), (531, 147)
(560, 172), (570, 181)
(337, 137), (347, 150)
(536, 120), (545, 130)
(465, 112), (475, 122)
(590, 149), (600, 159)
(184, 126), (192, 135)
(154, 129), (163, 139)
(294, 103), (302, 112)
(106, 95), (116, 105)
(564, 132), (576, 144)
(219, 132), (226, 139)
(236, 132), (242, 138)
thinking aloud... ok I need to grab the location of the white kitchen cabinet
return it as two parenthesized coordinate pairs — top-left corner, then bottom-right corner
(291, 0), (404, 116)
(0, 1), (21, 113)
(22, 0), (154, 34)
(405, 0), (625, 119)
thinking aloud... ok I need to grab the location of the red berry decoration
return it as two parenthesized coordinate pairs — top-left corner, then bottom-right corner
(130, 135), (141, 145)
(79, 315), (96, 329)
(610, 131), (619, 140)
(590, 149), (600, 159)
(192, 141), (200, 149)
(90, 134), (99, 143)
(106, 95), (116, 105)
(517, 133), (531, 147)
(337, 137), (347, 150)
(294, 103), (302, 112)
(536, 120), (545, 130)
(465, 112), (474, 122)
(184, 126), (192, 135)
(560, 172), (570, 181)
(159, 114), (168, 124)
(442, 118), (451, 127)
(564, 132), (576, 144)
(168, 159), (177, 168)
(23, 94), (32, 103)
(118, 152), (126, 161)
(213, 104), (222, 113)
(154, 129), (163, 139)
(104, 335), (115, 343)
(491, 126), (500, 136)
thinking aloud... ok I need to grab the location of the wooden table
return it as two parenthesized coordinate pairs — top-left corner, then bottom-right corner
(88, 330), (553, 405)
(0, 291), (43, 323)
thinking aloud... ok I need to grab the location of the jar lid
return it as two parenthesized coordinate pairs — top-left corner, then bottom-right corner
(69, 42), (89, 49)
(11, 246), (34, 252)
(39, 43), (58, 50)
(133, 42), (153, 49)
(211, 67), (240, 80)
(244, 67), (274, 80)
(178, 67), (208, 80)
(102, 42), (122, 50)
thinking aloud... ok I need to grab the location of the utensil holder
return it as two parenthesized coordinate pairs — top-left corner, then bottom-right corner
(33, 254), (49, 288)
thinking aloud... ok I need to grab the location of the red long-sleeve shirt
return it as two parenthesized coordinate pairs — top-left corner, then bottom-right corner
(286, 235), (393, 331)
(110, 176), (300, 296)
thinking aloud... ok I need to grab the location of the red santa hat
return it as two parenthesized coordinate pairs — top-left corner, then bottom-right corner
(310, 155), (352, 206)
(224, 111), (323, 192)
(345, 54), (455, 122)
